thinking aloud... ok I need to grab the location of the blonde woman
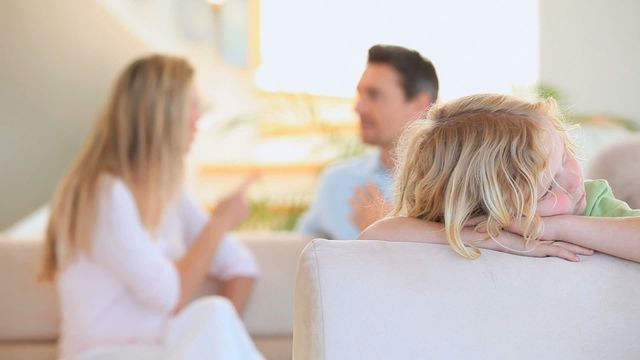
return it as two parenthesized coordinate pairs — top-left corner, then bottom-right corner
(360, 94), (640, 263)
(39, 55), (263, 360)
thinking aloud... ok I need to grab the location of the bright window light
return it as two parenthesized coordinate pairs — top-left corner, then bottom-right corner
(256, 0), (539, 100)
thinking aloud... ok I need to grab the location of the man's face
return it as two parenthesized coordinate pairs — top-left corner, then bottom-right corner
(354, 63), (425, 150)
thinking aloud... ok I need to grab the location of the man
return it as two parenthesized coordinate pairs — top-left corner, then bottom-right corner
(296, 44), (439, 239)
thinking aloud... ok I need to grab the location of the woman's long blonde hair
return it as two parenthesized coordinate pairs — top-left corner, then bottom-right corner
(39, 54), (194, 280)
(392, 94), (574, 259)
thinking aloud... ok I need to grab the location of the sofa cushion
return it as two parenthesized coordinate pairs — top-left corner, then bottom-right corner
(293, 239), (640, 360)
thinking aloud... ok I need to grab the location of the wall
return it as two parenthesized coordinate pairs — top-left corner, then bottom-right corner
(540, 0), (640, 121)
(0, 1), (148, 229)
(257, 0), (540, 99)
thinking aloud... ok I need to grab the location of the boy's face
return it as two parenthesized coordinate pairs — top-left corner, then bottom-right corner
(536, 131), (586, 216)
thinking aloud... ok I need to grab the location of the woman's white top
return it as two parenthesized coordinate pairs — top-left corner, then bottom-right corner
(56, 176), (259, 359)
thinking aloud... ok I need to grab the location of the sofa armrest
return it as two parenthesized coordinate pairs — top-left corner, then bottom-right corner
(294, 239), (640, 360)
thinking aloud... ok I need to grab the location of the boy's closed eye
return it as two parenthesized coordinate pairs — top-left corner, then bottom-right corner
(540, 184), (554, 201)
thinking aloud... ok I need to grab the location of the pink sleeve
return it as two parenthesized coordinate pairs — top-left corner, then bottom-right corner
(90, 178), (180, 313)
(179, 192), (260, 280)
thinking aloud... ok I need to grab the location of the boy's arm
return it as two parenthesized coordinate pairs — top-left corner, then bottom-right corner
(360, 217), (591, 261)
(543, 215), (640, 263)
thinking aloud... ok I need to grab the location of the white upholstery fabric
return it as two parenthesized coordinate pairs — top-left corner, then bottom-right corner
(294, 239), (640, 360)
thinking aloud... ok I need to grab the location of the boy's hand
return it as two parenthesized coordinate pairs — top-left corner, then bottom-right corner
(465, 227), (594, 262)
(466, 214), (594, 253)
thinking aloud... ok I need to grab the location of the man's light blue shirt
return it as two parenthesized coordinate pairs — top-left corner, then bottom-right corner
(296, 151), (393, 240)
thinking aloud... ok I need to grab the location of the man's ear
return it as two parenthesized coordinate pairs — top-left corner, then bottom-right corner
(410, 93), (433, 113)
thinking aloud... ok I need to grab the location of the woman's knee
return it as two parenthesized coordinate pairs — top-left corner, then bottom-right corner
(187, 295), (236, 316)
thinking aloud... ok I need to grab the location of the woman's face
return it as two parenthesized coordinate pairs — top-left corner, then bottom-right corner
(536, 130), (586, 216)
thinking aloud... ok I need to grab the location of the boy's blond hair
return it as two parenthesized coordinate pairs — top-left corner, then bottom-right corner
(392, 94), (573, 258)
(39, 55), (194, 280)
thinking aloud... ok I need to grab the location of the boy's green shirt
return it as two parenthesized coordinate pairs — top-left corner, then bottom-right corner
(584, 179), (640, 217)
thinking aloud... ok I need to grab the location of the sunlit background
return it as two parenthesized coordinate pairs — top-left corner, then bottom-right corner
(257, 0), (540, 98)
(2, 0), (639, 231)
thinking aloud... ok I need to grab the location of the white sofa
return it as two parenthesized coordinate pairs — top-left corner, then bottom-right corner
(293, 239), (640, 360)
(0, 231), (311, 360)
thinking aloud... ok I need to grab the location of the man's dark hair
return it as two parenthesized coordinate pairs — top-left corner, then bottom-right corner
(368, 44), (439, 103)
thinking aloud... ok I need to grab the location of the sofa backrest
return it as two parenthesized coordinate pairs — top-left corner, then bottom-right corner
(0, 232), (310, 342)
(293, 239), (640, 360)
